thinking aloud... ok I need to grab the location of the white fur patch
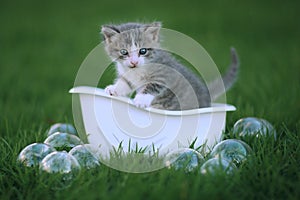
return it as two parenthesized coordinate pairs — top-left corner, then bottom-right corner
(116, 62), (126, 75)
(105, 84), (118, 96)
(133, 93), (155, 108)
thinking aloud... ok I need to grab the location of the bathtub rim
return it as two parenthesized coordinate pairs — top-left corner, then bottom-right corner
(69, 86), (236, 116)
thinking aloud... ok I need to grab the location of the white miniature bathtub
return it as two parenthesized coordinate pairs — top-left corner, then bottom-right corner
(70, 86), (236, 155)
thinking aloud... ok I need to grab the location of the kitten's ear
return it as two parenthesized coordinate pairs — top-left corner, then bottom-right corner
(144, 22), (161, 42)
(101, 25), (120, 43)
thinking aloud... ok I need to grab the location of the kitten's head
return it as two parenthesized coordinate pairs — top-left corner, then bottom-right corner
(101, 22), (161, 68)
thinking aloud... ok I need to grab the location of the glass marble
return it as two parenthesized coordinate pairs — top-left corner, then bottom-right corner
(200, 157), (237, 175)
(47, 123), (77, 136)
(210, 139), (252, 166)
(69, 144), (101, 169)
(165, 148), (204, 172)
(44, 132), (83, 152)
(17, 143), (56, 167)
(233, 117), (276, 138)
(39, 151), (81, 189)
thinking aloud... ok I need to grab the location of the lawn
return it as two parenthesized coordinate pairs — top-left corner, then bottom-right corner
(0, 0), (299, 199)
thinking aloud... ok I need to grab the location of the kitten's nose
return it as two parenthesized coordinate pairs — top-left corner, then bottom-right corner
(130, 61), (138, 67)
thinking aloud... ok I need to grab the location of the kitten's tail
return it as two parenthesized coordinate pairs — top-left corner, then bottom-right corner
(208, 47), (239, 100)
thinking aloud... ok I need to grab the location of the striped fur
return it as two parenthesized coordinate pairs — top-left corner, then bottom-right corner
(101, 22), (239, 110)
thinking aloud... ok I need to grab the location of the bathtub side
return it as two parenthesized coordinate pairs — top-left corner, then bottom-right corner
(70, 86), (233, 153)
(77, 93), (113, 158)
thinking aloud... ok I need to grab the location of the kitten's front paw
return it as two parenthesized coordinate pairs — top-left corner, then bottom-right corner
(105, 85), (118, 96)
(133, 93), (155, 108)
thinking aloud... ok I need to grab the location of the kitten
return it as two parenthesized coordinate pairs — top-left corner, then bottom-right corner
(101, 22), (239, 110)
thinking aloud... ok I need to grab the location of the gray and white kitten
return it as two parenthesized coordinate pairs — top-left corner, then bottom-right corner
(101, 22), (239, 110)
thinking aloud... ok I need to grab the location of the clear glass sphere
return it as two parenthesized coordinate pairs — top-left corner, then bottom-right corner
(47, 123), (77, 136)
(39, 151), (81, 189)
(233, 117), (276, 138)
(69, 144), (101, 169)
(210, 139), (252, 166)
(200, 157), (237, 175)
(44, 132), (83, 151)
(17, 143), (56, 167)
(165, 148), (204, 172)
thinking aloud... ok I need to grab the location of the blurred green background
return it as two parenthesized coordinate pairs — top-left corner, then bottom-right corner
(0, 0), (300, 199)
(1, 0), (299, 130)
(0, 0), (299, 145)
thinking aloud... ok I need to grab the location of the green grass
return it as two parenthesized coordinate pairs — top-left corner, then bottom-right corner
(1, 0), (300, 199)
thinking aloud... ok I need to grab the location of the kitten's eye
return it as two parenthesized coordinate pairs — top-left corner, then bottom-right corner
(139, 48), (147, 55)
(120, 49), (128, 55)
